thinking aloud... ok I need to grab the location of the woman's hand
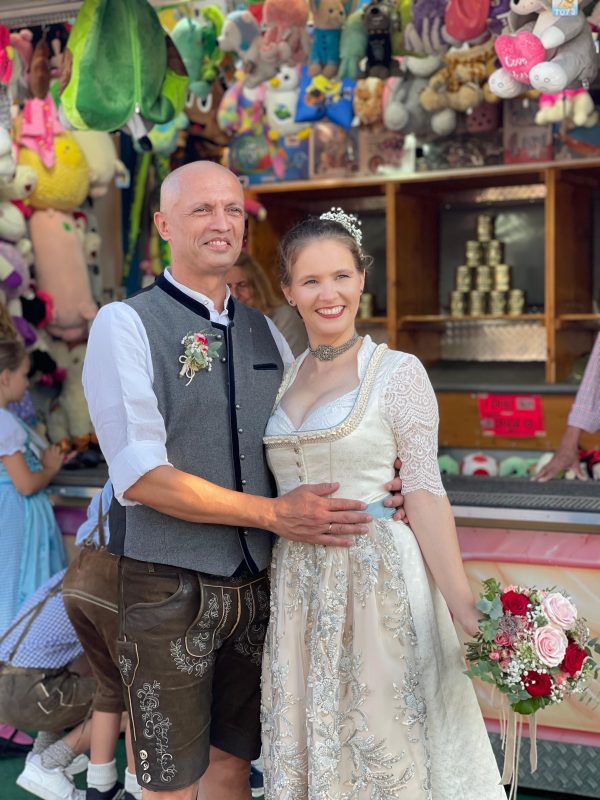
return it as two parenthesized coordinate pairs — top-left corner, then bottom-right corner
(455, 605), (482, 639)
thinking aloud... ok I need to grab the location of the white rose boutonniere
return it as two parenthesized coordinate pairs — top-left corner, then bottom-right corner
(179, 331), (223, 385)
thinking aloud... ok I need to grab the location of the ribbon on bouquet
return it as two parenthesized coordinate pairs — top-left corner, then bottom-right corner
(498, 699), (538, 800)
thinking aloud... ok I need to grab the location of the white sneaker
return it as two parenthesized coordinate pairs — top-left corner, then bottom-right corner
(26, 750), (89, 777)
(16, 753), (85, 800)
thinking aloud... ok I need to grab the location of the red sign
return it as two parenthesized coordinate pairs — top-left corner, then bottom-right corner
(477, 394), (546, 438)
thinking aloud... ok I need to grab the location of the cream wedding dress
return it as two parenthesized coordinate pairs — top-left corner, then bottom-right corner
(261, 337), (505, 800)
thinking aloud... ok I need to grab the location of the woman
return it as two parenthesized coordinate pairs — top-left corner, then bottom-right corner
(261, 211), (505, 799)
(227, 252), (309, 356)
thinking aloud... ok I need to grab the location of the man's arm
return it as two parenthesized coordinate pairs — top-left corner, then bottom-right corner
(125, 466), (372, 547)
(85, 303), (371, 547)
(536, 333), (600, 482)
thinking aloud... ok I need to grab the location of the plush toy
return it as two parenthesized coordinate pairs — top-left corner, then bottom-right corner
(60, 0), (188, 136)
(260, 0), (312, 68)
(383, 54), (457, 136)
(295, 64), (356, 128)
(0, 127), (15, 179)
(461, 452), (499, 476)
(217, 78), (286, 179)
(444, 0), (512, 42)
(9, 28), (33, 102)
(265, 65), (311, 138)
(144, 112), (189, 156)
(309, 0), (357, 78)
(338, 8), (368, 80)
(420, 39), (497, 115)
(45, 340), (94, 453)
(0, 164), (37, 202)
(499, 455), (538, 477)
(353, 77), (385, 126)
(29, 208), (97, 341)
(361, 0), (400, 79)
(403, 0), (453, 56)
(218, 10), (262, 65)
(171, 8), (224, 102)
(71, 131), (125, 198)
(488, 0), (598, 99)
(438, 454), (460, 475)
(18, 132), (89, 211)
(535, 88), (598, 127)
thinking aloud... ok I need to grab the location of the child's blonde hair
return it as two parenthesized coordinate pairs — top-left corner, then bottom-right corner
(0, 304), (26, 373)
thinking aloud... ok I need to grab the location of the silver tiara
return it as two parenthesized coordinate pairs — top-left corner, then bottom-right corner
(319, 207), (363, 248)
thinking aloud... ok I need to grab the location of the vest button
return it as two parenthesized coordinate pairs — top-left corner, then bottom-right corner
(240, 454), (245, 460)
(241, 479), (247, 486)
(221, 356), (227, 363)
(235, 403), (241, 409)
(215, 334), (222, 340)
(243, 529), (249, 536)
(238, 428), (243, 434)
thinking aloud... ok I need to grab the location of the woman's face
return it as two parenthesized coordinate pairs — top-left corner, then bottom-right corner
(226, 265), (255, 306)
(282, 238), (364, 344)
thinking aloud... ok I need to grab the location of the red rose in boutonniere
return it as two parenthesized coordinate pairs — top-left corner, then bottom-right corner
(178, 331), (223, 385)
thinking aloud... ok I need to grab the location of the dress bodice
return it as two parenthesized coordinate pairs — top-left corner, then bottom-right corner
(264, 339), (446, 504)
(0, 410), (43, 485)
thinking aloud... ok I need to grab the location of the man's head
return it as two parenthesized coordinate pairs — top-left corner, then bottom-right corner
(154, 161), (246, 286)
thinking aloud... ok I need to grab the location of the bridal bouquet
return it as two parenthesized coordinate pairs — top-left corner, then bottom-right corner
(465, 579), (599, 715)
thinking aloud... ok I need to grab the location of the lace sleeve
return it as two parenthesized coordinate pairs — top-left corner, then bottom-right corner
(381, 354), (446, 496)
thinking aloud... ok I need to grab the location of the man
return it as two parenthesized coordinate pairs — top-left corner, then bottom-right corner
(83, 161), (403, 800)
(536, 332), (600, 481)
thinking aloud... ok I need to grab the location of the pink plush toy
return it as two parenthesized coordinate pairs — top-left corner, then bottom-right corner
(262, 0), (311, 66)
(29, 208), (97, 341)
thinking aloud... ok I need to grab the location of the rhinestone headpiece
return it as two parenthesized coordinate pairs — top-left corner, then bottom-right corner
(319, 207), (363, 248)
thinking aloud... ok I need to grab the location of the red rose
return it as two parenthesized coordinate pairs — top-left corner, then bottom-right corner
(501, 590), (530, 616)
(561, 642), (587, 677)
(522, 670), (552, 698)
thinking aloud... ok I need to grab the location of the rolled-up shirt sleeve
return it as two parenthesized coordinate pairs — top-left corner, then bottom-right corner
(568, 333), (600, 433)
(83, 303), (172, 505)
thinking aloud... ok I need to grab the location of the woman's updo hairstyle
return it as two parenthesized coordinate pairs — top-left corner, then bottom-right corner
(279, 209), (372, 287)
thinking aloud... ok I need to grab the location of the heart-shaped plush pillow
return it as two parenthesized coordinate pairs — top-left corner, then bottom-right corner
(495, 31), (546, 84)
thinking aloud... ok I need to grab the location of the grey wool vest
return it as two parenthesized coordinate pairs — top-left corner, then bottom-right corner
(110, 273), (283, 576)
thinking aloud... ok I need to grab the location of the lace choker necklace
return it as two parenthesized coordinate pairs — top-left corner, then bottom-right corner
(309, 331), (360, 361)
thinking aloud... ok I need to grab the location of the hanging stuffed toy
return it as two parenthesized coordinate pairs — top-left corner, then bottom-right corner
(218, 10), (262, 69)
(171, 8), (225, 102)
(488, 0), (598, 98)
(403, 0), (453, 56)
(309, 0), (358, 78)
(261, 0), (312, 67)
(338, 8), (368, 80)
(18, 131), (89, 211)
(59, 0), (188, 138)
(71, 131), (125, 198)
(444, 0), (512, 42)
(535, 88), (598, 127)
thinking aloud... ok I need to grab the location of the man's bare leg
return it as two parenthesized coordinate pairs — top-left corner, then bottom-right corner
(143, 782), (199, 800)
(197, 746), (251, 800)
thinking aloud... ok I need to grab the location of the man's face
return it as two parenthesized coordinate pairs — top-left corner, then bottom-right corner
(156, 168), (246, 277)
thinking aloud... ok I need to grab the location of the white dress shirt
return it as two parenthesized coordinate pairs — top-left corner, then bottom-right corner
(83, 269), (294, 505)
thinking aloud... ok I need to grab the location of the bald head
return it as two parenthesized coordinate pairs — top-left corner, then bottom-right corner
(159, 161), (243, 214)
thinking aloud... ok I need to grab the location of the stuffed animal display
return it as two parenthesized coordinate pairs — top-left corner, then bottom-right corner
(489, 0), (599, 98)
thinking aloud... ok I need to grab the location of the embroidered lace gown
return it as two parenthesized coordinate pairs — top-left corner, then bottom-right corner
(261, 338), (505, 800)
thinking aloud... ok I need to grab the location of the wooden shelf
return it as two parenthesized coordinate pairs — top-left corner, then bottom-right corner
(556, 314), (600, 329)
(247, 157), (600, 195)
(399, 314), (545, 327)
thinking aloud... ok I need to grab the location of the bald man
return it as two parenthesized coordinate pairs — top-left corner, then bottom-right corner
(83, 162), (402, 800)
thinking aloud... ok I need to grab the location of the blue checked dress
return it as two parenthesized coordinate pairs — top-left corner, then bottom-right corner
(0, 409), (66, 632)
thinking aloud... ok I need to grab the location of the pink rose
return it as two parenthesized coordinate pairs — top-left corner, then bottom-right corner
(194, 333), (208, 345)
(489, 651), (501, 661)
(499, 659), (511, 672)
(555, 671), (569, 687)
(534, 625), (568, 667)
(542, 593), (577, 630)
(494, 631), (512, 648)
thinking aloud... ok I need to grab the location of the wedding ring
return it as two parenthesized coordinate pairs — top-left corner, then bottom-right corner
(327, 522), (333, 535)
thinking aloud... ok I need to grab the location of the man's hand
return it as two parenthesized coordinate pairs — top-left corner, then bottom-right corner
(272, 483), (372, 547)
(535, 426), (585, 482)
(384, 457), (407, 523)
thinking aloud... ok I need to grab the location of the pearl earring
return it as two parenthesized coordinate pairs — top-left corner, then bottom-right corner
(288, 299), (295, 306)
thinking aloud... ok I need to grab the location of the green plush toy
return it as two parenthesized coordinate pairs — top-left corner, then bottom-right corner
(60, 0), (188, 133)
(172, 8), (225, 102)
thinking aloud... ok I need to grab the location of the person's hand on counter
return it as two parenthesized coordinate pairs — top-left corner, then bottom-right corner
(534, 426), (587, 482)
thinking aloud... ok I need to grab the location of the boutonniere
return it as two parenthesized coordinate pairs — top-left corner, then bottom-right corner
(178, 331), (223, 385)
